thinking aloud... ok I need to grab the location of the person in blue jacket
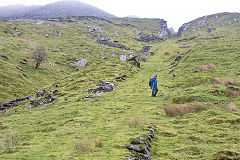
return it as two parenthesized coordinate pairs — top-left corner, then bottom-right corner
(150, 75), (158, 97)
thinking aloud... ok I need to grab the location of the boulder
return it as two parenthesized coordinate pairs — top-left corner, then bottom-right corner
(134, 30), (142, 35)
(69, 59), (87, 67)
(120, 55), (127, 61)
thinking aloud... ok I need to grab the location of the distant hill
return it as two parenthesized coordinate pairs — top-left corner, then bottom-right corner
(0, 0), (116, 19)
(0, 5), (40, 19)
(178, 12), (240, 37)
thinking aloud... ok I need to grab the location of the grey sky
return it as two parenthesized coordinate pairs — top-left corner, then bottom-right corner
(0, 0), (240, 30)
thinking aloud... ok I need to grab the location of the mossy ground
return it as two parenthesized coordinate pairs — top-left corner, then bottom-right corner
(0, 17), (239, 159)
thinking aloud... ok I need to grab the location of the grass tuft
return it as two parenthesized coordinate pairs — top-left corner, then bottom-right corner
(198, 63), (216, 72)
(94, 138), (103, 148)
(224, 103), (239, 112)
(74, 139), (93, 153)
(223, 78), (240, 86)
(225, 87), (240, 98)
(128, 117), (143, 127)
(0, 130), (19, 150)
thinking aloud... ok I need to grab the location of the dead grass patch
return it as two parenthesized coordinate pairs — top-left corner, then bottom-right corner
(198, 63), (216, 72)
(163, 103), (209, 116)
(0, 111), (5, 118)
(224, 103), (239, 112)
(75, 139), (93, 153)
(225, 87), (240, 98)
(223, 78), (240, 86)
(128, 117), (143, 127)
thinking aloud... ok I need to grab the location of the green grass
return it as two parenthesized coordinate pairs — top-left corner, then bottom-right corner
(0, 16), (240, 159)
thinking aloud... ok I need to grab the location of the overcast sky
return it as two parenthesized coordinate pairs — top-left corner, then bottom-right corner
(0, 0), (240, 30)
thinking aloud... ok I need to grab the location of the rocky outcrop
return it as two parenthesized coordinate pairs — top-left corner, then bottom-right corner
(0, 96), (32, 110)
(178, 12), (240, 37)
(85, 81), (116, 98)
(135, 34), (164, 43)
(128, 56), (140, 68)
(97, 39), (130, 50)
(125, 126), (156, 160)
(30, 90), (57, 108)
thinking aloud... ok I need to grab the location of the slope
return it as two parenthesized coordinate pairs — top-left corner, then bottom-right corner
(0, 15), (240, 160)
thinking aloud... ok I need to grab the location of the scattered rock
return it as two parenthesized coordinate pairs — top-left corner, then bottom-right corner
(30, 90), (56, 108)
(135, 34), (164, 43)
(94, 35), (110, 41)
(0, 54), (8, 60)
(85, 26), (103, 32)
(112, 53), (117, 57)
(146, 52), (155, 56)
(69, 59), (88, 68)
(98, 40), (130, 50)
(45, 33), (49, 37)
(140, 46), (152, 53)
(138, 56), (147, 62)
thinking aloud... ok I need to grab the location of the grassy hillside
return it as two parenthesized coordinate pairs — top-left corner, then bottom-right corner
(0, 15), (240, 160)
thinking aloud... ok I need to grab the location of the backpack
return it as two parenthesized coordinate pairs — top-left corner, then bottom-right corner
(149, 78), (153, 87)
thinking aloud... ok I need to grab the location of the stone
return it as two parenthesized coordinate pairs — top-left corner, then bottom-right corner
(13, 32), (21, 36)
(0, 54), (8, 60)
(45, 33), (49, 37)
(115, 31), (120, 36)
(112, 53), (117, 57)
(100, 55), (107, 59)
(120, 55), (127, 61)
(94, 35), (110, 41)
(69, 59), (87, 68)
(134, 30), (142, 35)
(147, 52), (155, 56)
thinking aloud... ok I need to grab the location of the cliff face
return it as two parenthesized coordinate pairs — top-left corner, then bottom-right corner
(177, 12), (240, 37)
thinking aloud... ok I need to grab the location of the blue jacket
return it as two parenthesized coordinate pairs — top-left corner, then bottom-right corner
(151, 78), (157, 88)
